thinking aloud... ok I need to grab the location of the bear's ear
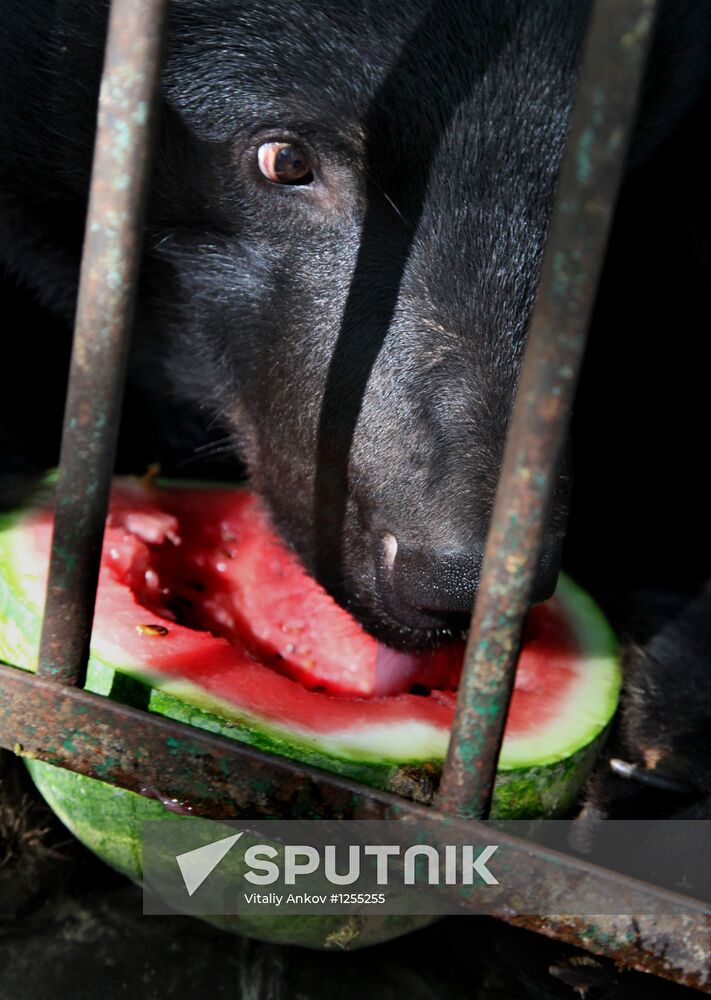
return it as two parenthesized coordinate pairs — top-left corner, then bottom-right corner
(0, 0), (110, 320)
(628, 1), (711, 171)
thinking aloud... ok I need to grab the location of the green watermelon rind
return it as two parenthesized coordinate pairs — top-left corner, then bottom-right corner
(23, 758), (435, 950)
(499, 573), (620, 770)
(0, 486), (619, 817)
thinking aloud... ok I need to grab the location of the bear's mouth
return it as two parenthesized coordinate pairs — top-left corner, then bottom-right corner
(371, 640), (465, 696)
(109, 480), (466, 699)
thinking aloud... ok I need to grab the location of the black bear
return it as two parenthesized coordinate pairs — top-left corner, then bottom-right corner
(1, 0), (710, 816)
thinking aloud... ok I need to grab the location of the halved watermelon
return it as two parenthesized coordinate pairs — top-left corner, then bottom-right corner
(0, 477), (620, 948)
(0, 477), (620, 815)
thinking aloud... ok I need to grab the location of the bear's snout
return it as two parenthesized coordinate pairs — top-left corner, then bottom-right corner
(373, 532), (562, 634)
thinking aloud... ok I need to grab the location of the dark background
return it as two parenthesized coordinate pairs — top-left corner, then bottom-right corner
(568, 86), (709, 601)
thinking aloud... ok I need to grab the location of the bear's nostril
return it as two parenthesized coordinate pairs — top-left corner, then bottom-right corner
(377, 535), (563, 631)
(375, 542), (484, 631)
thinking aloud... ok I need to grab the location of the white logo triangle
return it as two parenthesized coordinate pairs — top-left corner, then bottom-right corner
(175, 832), (244, 896)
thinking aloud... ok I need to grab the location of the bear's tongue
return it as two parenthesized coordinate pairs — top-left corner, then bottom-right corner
(374, 641), (465, 696)
(373, 645), (430, 696)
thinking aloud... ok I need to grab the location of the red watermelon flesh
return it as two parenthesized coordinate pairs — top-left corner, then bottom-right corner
(122, 484), (466, 698)
(108, 481), (580, 726)
(15, 480), (583, 745)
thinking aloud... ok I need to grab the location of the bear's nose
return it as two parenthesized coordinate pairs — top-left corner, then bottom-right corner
(378, 534), (561, 631)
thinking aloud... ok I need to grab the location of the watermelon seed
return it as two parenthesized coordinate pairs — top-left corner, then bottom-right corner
(136, 623), (170, 637)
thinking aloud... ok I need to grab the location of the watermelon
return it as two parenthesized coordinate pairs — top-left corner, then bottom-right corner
(0, 477), (620, 948)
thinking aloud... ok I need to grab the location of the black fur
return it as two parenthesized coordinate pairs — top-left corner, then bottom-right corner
(1, 1), (710, 816)
(574, 585), (711, 823)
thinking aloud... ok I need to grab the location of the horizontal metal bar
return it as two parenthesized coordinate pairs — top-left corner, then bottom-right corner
(436, 0), (659, 820)
(38, 0), (168, 686)
(1, 663), (396, 821)
(0, 662), (709, 989)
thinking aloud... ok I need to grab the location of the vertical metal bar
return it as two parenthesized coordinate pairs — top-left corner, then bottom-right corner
(37, 0), (169, 684)
(436, 0), (659, 818)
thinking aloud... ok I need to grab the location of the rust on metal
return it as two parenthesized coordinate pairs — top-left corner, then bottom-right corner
(37, 0), (168, 685)
(436, 0), (659, 820)
(0, 662), (395, 820)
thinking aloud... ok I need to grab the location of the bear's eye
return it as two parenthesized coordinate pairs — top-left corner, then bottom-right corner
(257, 142), (314, 185)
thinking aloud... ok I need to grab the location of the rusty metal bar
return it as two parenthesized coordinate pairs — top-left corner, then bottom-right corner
(1, 661), (709, 989)
(37, 0), (168, 685)
(436, 0), (659, 819)
(1, 663), (395, 821)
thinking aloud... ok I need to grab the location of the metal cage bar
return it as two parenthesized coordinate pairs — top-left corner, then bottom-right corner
(436, 0), (659, 820)
(37, 0), (169, 685)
